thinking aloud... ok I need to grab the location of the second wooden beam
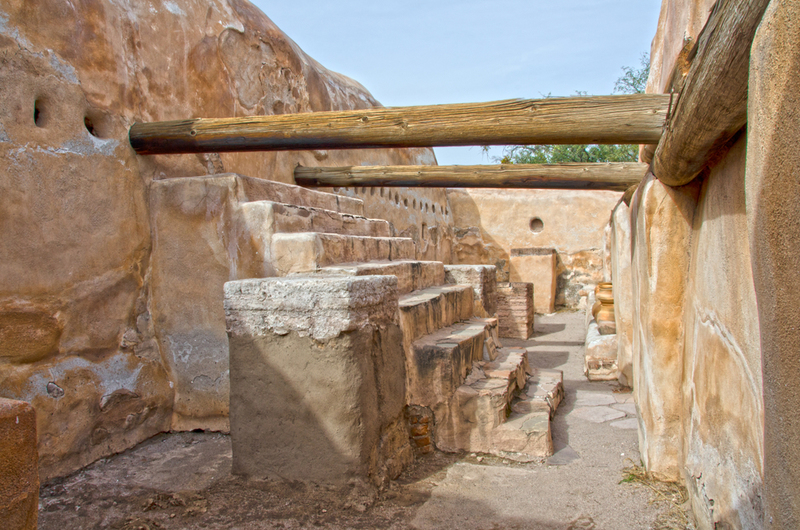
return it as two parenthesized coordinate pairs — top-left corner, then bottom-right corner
(294, 163), (648, 191)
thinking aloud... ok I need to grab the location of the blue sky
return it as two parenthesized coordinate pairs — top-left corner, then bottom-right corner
(250, 1), (662, 164)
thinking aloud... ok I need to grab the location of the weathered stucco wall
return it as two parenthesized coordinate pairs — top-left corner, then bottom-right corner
(618, 0), (770, 527)
(447, 189), (621, 310)
(0, 0), (436, 481)
(747, 1), (800, 527)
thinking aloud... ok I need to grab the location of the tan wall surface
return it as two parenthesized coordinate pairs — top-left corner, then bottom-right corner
(622, 0), (772, 526)
(0, 0), (435, 481)
(682, 138), (763, 528)
(448, 188), (621, 309)
(747, 1), (800, 526)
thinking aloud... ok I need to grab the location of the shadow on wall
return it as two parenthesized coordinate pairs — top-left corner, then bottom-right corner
(445, 191), (510, 281)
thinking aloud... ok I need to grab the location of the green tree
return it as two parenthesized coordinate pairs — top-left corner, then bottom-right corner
(497, 54), (650, 164)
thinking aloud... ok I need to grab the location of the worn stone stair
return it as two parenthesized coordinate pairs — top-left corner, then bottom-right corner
(320, 260), (444, 295)
(271, 232), (416, 275)
(435, 349), (564, 461)
(238, 200), (391, 239)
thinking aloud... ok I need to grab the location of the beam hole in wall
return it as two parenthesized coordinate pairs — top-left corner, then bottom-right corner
(530, 217), (544, 233)
(404, 198), (408, 208)
(394, 193), (399, 204)
(413, 199), (416, 209)
(425, 203), (429, 213)
(421, 223), (427, 240)
(380, 188), (384, 197)
(34, 99), (46, 127)
(370, 187), (375, 196)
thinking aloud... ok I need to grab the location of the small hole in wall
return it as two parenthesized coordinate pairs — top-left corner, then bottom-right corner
(34, 100), (44, 127)
(530, 217), (544, 233)
(370, 187), (375, 196)
(413, 199), (417, 209)
(421, 222), (428, 240)
(84, 116), (98, 137)
(380, 188), (385, 197)
(394, 193), (399, 204)
(404, 198), (408, 207)
(425, 203), (429, 213)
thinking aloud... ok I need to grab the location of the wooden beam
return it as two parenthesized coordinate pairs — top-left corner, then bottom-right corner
(294, 163), (648, 191)
(652, 0), (770, 186)
(129, 95), (670, 155)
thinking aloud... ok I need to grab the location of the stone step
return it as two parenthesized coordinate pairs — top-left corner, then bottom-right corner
(444, 264), (497, 317)
(235, 173), (365, 215)
(321, 260), (445, 295)
(239, 200), (390, 239)
(271, 232), (416, 275)
(434, 346), (531, 454)
(406, 317), (500, 408)
(511, 368), (565, 419)
(399, 285), (475, 345)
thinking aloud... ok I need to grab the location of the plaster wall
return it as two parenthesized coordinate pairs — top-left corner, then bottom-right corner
(620, 0), (770, 527)
(0, 0), (436, 481)
(747, 1), (800, 526)
(447, 188), (621, 309)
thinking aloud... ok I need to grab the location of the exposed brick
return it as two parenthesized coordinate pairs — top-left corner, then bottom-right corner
(0, 398), (38, 530)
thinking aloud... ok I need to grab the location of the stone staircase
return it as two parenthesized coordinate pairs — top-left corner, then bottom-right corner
(155, 174), (565, 482)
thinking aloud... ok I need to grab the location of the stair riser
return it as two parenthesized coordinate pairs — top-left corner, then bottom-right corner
(399, 287), (474, 345)
(268, 202), (391, 237)
(407, 328), (486, 408)
(272, 233), (415, 275)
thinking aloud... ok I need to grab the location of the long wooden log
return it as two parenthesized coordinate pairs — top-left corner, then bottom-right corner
(294, 163), (648, 191)
(129, 95), (670, 155)
(652, 0), (770, 186)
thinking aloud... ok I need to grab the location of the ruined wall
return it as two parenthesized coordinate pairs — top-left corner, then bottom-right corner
(447, 188), (621, 310)
(337, 186), (453, 263)
(0, 0), (436, 481)
(616, 1), (768, 527)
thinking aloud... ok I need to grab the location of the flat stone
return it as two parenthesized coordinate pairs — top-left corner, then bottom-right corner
(571, 406), (626, 424)
(574, 391), (616, 408)
(609, 418), (639, 430)
(612, 403), (637, 415)
(614, 392), (635, 404)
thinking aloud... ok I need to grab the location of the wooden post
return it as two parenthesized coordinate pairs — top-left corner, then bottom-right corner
(129, 95), (669, 155)
(294, 163), (648, 191)
(651, 0), (770, 186)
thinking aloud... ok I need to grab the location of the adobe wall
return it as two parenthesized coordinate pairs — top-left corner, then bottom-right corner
(447, 188), (622, 311)
(747, 1), (800, 527)
(0, 0), (437, 481)
(616, 0), (774, 527)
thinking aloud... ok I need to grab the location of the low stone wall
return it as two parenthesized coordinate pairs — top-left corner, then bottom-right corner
(496, 283), (534, 340)
(224, 275), (411, 487)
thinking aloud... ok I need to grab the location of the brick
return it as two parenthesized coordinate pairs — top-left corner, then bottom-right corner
(0, 398), (38, 530)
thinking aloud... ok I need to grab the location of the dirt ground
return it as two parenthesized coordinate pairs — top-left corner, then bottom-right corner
(38, 312), (690, 529)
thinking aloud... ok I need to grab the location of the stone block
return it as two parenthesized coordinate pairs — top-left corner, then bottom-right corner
(406, 319), (491, 408)
(271, 232), (416, 275)
(444, 264), (497, 317)
(225, 275), (410, 486)
(399, 285), (475, 346)
(324, 261), (444, 295)
(0, 399), (38, 530)
(584, 321), (618, 381)
(509, 248), (557, 314)
(496, 283), (535, 339)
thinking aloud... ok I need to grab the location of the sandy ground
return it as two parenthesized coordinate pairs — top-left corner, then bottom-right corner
(38, 312), (679, 529)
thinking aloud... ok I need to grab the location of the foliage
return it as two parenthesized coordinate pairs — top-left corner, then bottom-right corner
(496, 54), (650, 165)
